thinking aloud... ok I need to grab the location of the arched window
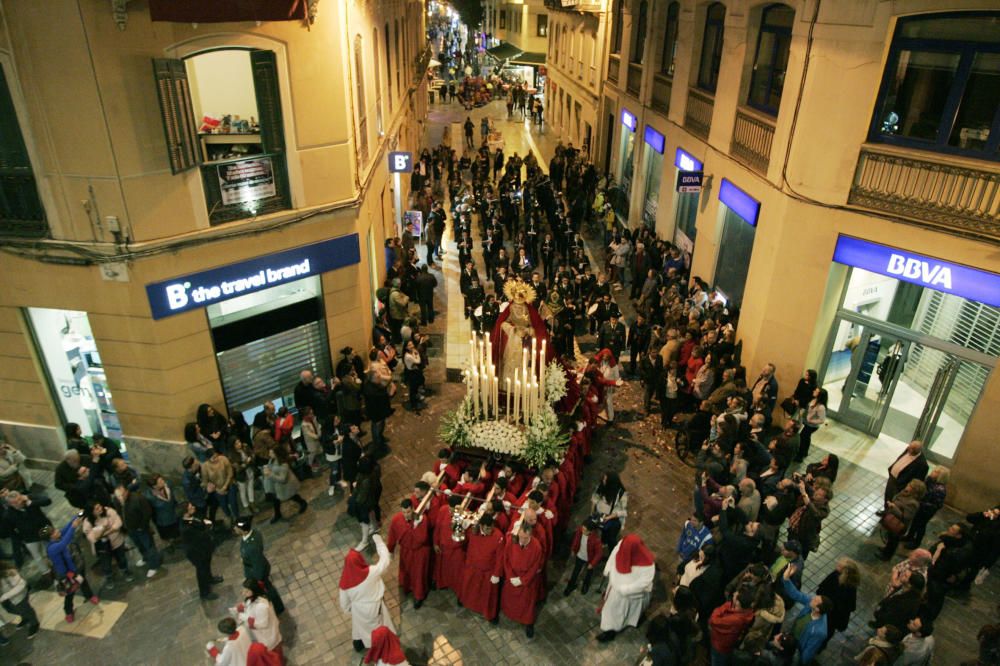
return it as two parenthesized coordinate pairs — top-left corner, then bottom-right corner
(872, 12), (1000, 159)
(748, 4), (794, 115)
(697, 2), (726, 92)
(354, 35), (369, 166)
(661, 2), (680, 76)
(631, 1), (649, 64)
(611, 0), (625, 54)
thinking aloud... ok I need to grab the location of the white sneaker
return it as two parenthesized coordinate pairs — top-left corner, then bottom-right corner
(975, 568), (990, 585)
(146, 569), (158, 579)
(328, 486), (335, 497)
(136, 559), (145, 567)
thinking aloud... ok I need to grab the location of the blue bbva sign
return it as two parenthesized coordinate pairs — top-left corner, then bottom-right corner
(833, 236), (1000, 307)
(146, 234), (362, 320)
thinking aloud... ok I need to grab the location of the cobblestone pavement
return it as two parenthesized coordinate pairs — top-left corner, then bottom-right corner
(2, 99), (996, 666)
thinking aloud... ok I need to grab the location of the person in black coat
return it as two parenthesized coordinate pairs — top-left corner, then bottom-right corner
(414, 265), (438, 325)
(180, 501), (222, 600)
(341, 424), (364, 489)
(684, 545), (725, 645)
(880, 440), (929, 509)
(2, 491), (52, 565)
(716, 504), (761, 581)
(625, 313), (651, 377)
(872, 572), (924, 630)
(816, 558), (860, 645)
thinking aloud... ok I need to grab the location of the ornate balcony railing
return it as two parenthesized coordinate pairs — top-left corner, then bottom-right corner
(849, 146), (1000, 241)
(626, 63), (642, 97)
(608, 54), (620, 84)
(543, 0), (603, 13)
(651, 74), (672, 115)
(730, 107), (775, 175)
(684, 87), (714, 141)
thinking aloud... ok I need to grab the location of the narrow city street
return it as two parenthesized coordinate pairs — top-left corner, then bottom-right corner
(1, 97), (995, 666)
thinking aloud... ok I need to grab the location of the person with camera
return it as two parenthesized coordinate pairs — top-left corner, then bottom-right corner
(42, 516), (99, 623)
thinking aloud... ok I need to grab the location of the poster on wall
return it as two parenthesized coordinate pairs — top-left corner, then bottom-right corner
(404, 210), (423, 236)
(218, 157), (276, 205)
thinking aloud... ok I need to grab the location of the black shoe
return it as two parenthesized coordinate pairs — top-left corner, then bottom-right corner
(563, 584), (576, 597)
(489, 616), (499, 625)
(27, 624), (39, 639)
(581, 582), (591, 594)
(201, 592), (219, 601)
(596, 630), (617, 642)
(211, 575), (224, 584)
(875, 509), (886, 517)
(414, 598), (424, 609)
(270, 514), (283, 524)
(876, 550), (892, 561)
(353, 640), (366, 652)
(297, 500), (308, 515)
(525, 625), (535, 638)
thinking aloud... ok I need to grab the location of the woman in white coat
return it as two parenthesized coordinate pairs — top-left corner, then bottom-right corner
(597, 533), (656, 642)
(235, 579), (282, 653)
(339, 533), (394, 652)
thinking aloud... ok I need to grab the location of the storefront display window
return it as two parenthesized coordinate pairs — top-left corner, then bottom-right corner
(614, 109), (637, 222)
(640, 126), (664, 228)
(714, 208), (756, 307)
(26, 308), (121, 440)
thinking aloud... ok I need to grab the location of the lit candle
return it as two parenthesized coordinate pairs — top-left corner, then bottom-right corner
(522, 348), (528, 387)
(531, 337), (537, 380)
(540, 340), (546, 398)
(465, 369), (471, 399)
(493, 377), (498, 421)
(514, 374), (521, 422)
(506, 377), (512, 421)
(534, 381), (539, 417)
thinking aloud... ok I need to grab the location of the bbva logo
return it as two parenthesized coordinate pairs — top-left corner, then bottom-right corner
(886, 254), (953, 289)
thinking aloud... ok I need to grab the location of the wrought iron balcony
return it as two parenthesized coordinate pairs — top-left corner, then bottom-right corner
(626, 62), (642, 97)
(849, 145), (1000, 242)
(543, 0), (604, 13)
(730, 107), (775, 176)
(684, 88), (714, 141)
(608, 53), (620, 84)
(0, 173), (48, 239)
(651, 74), (672, 116)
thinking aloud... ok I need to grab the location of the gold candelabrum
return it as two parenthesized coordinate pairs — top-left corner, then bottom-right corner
(447, 485), (497, 542)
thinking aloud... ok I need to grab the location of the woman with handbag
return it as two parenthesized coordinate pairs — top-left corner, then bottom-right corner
(262, 448), (308, 524)
(82, 500), (133, 589)
(591, 472), (628, 549)
(878, 479), (927, 561)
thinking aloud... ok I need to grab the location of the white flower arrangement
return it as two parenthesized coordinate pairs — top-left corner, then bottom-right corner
(469, 419), (526, 456)
(439, 396), (477, 448)
(544, 360), (568, 404)
(521, 404), (570, 469)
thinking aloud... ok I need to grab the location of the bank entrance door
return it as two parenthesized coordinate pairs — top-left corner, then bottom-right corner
(820, 315), (994, 464)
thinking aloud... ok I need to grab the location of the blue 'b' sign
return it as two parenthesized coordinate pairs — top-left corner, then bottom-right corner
(388, 151), (414, 173)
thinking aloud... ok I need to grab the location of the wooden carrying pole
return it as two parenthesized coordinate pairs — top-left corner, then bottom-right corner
(416, 470), (447, 516)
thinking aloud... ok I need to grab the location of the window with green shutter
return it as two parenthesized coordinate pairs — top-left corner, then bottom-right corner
(156, 50), (291, 225)
(152, 58), (201, 174)
(0, 67), (47, 238)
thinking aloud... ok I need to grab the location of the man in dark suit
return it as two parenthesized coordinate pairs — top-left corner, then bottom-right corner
(235, 517), (284, 614)
(598, 312), (627, 360)
(625, 313), (651, 377)
(180, 501), (223, 600)
(880, 440), (929, 510)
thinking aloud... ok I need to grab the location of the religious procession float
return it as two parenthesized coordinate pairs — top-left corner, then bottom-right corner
(433, 279), (584, 541)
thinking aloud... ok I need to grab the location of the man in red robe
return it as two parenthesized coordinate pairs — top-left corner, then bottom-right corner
(410, 480), (443, 532)
(433, 494), (467, 593)
(386, 499), (432, 608)
(453, 468), (487, 499)
(459, 514), (504, 623)
(502, 522), (545, 638)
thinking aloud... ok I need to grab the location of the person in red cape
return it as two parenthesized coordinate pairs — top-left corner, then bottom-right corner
(386, 499), (432, 608)
(453, 467), (487, 499)
(246, 642), (284, 666)
(459, 513), (505, 623)
(364, 626), (409, 665)
(502, 522), (546, 638)
(597, 533), (656, 642)
(339, 533), (393, 652)
(432, 494), (467, 592)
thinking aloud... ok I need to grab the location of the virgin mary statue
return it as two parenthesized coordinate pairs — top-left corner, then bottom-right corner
(490, 279), (553, 387)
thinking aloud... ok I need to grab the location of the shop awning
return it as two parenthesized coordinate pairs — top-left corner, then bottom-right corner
(486, 42), (523, 62)
(510, 51), (546, 66)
